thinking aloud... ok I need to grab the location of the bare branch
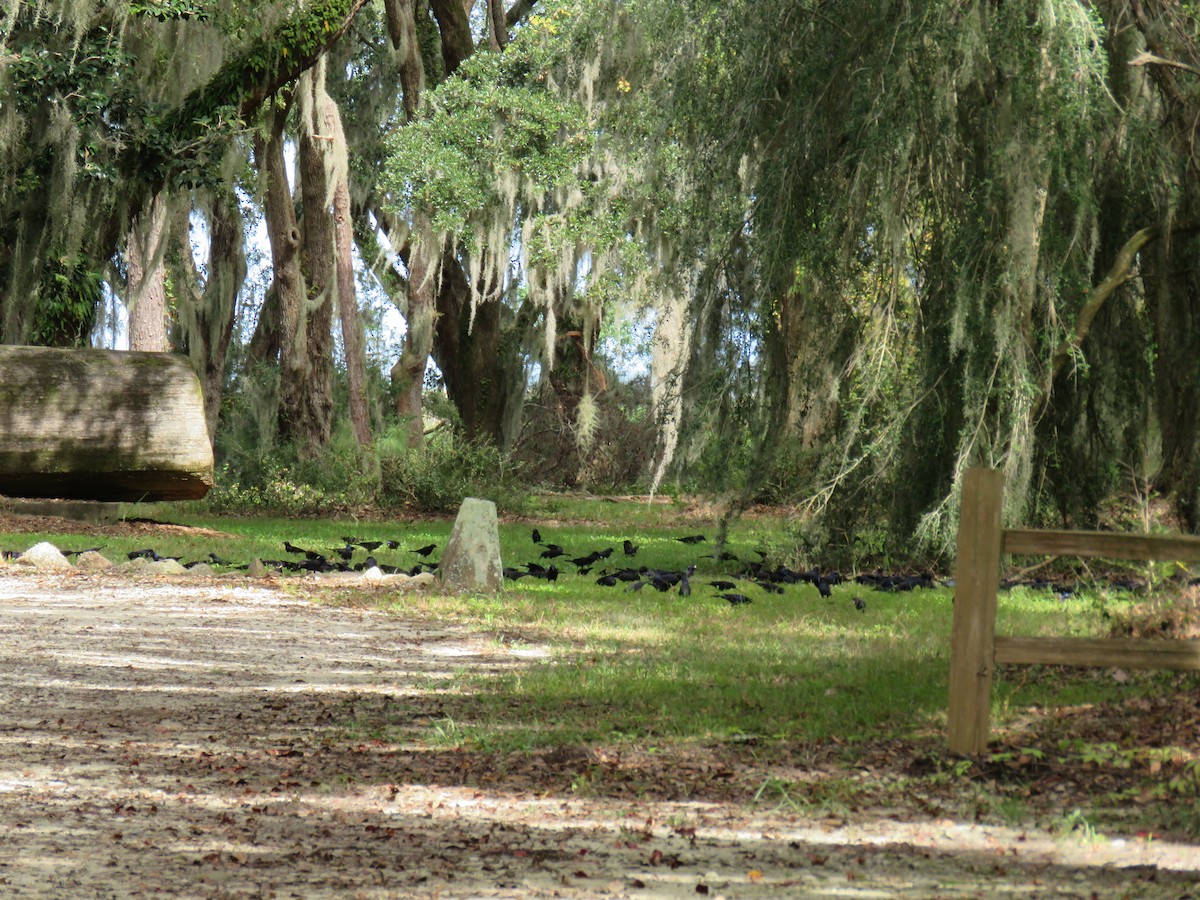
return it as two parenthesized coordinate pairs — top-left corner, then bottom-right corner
(1129, 49), (1200, 77)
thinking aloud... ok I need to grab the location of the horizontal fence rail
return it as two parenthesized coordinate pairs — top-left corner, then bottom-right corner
(948, 468), (1200, 755)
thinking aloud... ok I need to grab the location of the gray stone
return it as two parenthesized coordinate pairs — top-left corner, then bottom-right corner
(15, 541), (73, 571)
(75, 550), (114, 571)
(185, 562), (215, 577)
(437, 497), (504, 593)
(246, 558), (270, 577)
(146, 558), (189, 576)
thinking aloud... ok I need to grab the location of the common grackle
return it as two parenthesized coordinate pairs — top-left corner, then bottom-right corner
(720, 592), (752, 606)
(709, 580), (737, 591)
(853, 596), (867, 612)
(676, 534), (707, 544)
(622, 539), (639, 557)
(540, 544), (566, 559)
(532, 528), (542, 544)
(410, 543), (438, 557)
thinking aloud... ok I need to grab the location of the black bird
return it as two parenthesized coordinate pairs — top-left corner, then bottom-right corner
(61, 546), (103, 557)
(622, 539), (639, 557)
(540, 544), (566, 559)
(127, 548), (161, 561)
(284, 541), (325, 561)
(353, 555), (380, 572)
(754, 580), (785, 595)
(571, 552), (603, 568)
(387, 540), (401, 550)
(358, 540), (383, 552)
(532, 528), (542, 544)
(720, 592), (752, 606)
(504, 567), (529, 580)
(679, 572), (692, 597)
(333, 544), (355, 561)
(410, 543), (438, 557)
(709, 580), (737, 591)
(597, 547), (614, 559)
(702, 550), (740, 563)
(677, 534), (707, 544)
(816, 579), (833, 599)
(596, 574), (619, 587)
(853, 596), (867, 612)
(525, 562), (548, 576)
(207, 552), (232, 566)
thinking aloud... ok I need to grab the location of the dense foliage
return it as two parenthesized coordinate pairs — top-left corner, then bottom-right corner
(3, 0), (1200, 560)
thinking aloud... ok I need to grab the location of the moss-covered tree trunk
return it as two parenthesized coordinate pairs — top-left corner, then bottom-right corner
(432, 253), (528, 446)
(296, 67), (336, 456)
(257, 104), (312, 448)
(172, 188), (247, 438)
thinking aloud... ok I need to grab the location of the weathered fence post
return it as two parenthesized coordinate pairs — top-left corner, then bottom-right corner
(948, 468), (1005, 755)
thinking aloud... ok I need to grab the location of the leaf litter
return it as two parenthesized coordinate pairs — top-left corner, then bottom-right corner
(0, 566), (1196, 897)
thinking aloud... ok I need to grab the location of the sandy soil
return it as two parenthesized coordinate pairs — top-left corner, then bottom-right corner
(0, 567), (1198, 898)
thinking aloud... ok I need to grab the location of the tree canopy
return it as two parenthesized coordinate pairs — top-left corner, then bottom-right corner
(3, 0), (1199, 558)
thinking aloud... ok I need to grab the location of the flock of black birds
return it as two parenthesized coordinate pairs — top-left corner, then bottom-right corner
(12, 527), (1144, 607)
(1, 538), (442, 577)
(503, 529), (943, 611)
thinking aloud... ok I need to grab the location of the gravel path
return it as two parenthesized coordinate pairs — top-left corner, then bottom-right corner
(0, 569), (1198, 898)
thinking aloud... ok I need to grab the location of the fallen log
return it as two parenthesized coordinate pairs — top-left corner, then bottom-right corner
(0, 346), (213, 501)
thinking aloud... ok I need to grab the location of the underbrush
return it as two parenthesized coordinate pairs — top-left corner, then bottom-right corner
(203, 424), (527, 517)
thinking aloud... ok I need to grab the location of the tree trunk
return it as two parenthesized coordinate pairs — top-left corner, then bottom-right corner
(394, 215), (437, 449)
(0, 346), (213, 501)
(1147, 228), (1200, 528)
(256, 102), (311, 448)
(432, 252), (528, 446)
(327, 93), (372, 446)
(171, 189), (247, 438)
(296, 66), (336, 456)
(383, 0), (425, 121)
(126, 192), (170, 352)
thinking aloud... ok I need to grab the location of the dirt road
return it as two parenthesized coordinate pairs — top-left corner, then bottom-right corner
(0, 569), (1197, 898)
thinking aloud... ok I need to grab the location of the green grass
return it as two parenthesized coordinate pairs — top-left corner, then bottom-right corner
(0, 500), (1146, 752)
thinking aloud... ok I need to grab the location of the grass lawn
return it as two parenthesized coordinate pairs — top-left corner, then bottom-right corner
(2, 496), (1198, 839)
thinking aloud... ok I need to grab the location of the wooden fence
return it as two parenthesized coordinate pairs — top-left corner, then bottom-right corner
(948, 467), (1200, 755)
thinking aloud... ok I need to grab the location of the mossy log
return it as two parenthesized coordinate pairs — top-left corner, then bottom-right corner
(0, 346), (213, 501)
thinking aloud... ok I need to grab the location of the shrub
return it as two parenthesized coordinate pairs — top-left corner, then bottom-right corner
(377, 427), (526, 513)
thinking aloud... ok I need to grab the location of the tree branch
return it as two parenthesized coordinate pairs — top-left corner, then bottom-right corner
(159, 0), (371, 148)
(505, 0), (538, 29)
(1129, 49), (1200, 78)
(1034, 226), (1159, 420)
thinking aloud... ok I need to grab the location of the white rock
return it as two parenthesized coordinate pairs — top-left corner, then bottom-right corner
(15, 542), (73, 571)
